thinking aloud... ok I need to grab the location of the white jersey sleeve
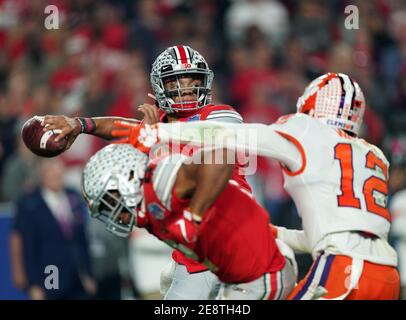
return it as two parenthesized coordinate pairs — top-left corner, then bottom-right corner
(157, 120), (303, 172)
(276, 227), (311, 254)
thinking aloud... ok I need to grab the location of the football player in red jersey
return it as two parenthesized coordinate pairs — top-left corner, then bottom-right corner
(81, 143), (297, 299)
(42, 45), (251, 299)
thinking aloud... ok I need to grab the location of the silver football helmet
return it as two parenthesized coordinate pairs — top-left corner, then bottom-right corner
(81, 144), (148, 237)
(150, 45), (214, 115)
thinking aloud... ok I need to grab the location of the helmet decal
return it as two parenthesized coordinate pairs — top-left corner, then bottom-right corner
(173, 45), (192, 64)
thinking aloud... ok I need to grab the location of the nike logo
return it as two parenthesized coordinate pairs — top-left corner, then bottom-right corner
(175, 219), (196, 243)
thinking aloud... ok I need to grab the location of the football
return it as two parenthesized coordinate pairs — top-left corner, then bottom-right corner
(21, 116), (68, 158)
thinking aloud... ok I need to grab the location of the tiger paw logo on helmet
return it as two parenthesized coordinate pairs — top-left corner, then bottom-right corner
(297, 72), (365, 136)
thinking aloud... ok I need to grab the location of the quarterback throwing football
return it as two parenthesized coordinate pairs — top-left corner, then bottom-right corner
(42, 45), (252, 300)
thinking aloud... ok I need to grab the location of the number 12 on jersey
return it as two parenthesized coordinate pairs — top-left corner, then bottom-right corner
(334, 143), (390, 222)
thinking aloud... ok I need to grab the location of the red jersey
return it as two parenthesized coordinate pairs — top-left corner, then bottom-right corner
(137, 154), (285, 283)
(157, 104), (252, 272)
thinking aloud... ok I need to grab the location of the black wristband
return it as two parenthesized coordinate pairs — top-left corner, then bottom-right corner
(77, 117), (96, 134)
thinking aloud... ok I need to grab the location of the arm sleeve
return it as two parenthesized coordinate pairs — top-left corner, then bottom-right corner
(157, 121), (303, 172)
(276, 226), (312, 254)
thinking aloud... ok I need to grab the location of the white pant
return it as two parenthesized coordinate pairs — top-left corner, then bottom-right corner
(161, 260), (220, 300)
(216, 257), (297, 300)
(160, 240), (297, 300)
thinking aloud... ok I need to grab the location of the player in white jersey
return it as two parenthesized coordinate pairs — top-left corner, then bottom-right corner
(112, 72), (400, 300)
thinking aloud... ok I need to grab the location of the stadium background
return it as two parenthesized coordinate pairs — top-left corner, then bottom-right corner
(0, 0), (405, 300)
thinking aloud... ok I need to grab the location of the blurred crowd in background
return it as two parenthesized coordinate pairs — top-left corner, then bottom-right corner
(1, 0), (406, 299)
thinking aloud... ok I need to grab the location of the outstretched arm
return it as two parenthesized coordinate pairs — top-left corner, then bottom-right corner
(156, 121), (303, 173)
(42, 104), (160, 150)
(42, 116), (139, 150)
(46, 115), (140, 139)
(112, 120), (303, 172)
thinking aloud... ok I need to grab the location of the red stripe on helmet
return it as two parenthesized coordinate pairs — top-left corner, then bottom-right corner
(177, 45), (188, 64)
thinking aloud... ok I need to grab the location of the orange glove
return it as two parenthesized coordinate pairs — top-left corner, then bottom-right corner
(111, 121), (160, 154)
